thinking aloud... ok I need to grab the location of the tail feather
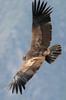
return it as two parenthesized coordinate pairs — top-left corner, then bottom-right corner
(45, 43), (62, 64)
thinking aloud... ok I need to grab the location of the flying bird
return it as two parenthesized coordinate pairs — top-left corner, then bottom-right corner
(8, 0), (62, 94)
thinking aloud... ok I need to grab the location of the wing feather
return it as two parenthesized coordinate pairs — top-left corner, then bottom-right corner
(8, 56), (45, 94)
(37, 0), (40, 12)
(31, 0), (52, 52)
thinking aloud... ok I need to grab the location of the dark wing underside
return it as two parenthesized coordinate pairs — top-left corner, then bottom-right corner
(30, 0), (52, 51)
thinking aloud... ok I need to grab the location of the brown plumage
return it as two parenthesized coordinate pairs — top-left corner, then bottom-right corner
(25, 0), (52, 60)
(8, 0), (62, 94)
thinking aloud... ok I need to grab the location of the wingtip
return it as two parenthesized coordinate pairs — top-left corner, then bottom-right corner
(32, 0), (53, 16)
(8, 81), (23, 95)
(8, 73), (26, 95)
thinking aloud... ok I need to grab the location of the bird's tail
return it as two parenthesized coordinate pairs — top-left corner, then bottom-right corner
(45, 43), (62, 64)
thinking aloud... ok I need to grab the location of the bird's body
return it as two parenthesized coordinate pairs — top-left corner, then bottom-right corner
(8, 0), (62, 94)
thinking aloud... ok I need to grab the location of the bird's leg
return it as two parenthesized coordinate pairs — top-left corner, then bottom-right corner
(43, 49), (50, 56)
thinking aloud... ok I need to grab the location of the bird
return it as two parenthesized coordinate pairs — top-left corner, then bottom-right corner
(8, 0), (62, 94)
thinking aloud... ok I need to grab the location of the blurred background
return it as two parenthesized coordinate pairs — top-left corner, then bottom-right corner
(0, 0), (66, 100)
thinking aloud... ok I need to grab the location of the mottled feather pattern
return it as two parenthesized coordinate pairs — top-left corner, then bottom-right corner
(8, 56), (45, 94)
(30, 0), (52, 54)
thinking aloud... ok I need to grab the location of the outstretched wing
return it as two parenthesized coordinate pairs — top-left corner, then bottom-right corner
(8, 56), (45, 94)
(30, 0), (52, 51)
